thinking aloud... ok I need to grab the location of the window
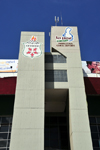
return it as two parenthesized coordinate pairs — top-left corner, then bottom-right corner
(89, 116), (100, 150)
(45, 70), (67, 82)
(0, 116), (12, 150)
(45, 116), (69, 149)
(45, 55), (66, 63)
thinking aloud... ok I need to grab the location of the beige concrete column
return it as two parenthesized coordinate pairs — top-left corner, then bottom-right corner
(50, 26), (93, 150)
(10, 32), (45, 150)
(67, 52), (93, 150)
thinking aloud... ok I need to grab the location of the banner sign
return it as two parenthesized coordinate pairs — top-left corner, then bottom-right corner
(0, 60), (18, 73)
(82, 61), (100, 77)
(0, 59), (100, 78)
(56, 27), (75, 47)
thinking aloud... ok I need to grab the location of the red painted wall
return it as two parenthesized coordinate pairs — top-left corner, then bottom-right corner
(0, 77), (17, 95)
(84, 77), (100, 95)
(0, 77), (100, 95)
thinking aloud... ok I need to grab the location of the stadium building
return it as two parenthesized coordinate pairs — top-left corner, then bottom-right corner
(0, 26), (100, 150)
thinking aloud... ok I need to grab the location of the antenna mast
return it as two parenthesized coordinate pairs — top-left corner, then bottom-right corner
(60, 12), (63, 26)
(55, 16), (59, 26)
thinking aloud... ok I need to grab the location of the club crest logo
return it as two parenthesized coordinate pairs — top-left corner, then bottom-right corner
(56, 27), (73, 42)
(22, 36), (42, 59)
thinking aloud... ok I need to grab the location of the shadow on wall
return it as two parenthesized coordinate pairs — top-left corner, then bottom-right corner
(0, 95), (15, 115)
(45, 53), (54, 88)
(87, 95), (100, 116)
(45, 48), (67, 89)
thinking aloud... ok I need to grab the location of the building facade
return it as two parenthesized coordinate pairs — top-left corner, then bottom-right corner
(0, 26), (100, 150)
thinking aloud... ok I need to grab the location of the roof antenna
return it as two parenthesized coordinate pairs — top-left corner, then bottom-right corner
(60, 12), (63, 26)
(55, 16), (59, 26)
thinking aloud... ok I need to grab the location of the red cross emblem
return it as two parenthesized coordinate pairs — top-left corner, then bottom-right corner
(26, 48), (38, 57)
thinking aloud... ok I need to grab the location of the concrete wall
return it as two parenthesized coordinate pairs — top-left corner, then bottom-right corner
(10, 32), (45, 150)
(9, 27), (93, 150)
(50, 26), (93, 150)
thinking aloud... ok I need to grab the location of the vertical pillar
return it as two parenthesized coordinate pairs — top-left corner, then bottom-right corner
(10, 32), (45, 150)
(51, 26), (93, 150)
(68, 52), (93, 150)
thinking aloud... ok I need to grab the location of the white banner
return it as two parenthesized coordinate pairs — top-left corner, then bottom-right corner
(0, 60), (18, 78)
(0, 59), (100, 78)
(0, 60), (18, 72)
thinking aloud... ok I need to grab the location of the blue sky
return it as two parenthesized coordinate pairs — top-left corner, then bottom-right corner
(0, 0), (100, 61)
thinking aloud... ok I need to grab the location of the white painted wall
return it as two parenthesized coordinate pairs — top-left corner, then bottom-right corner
(10, 32), (45, 150)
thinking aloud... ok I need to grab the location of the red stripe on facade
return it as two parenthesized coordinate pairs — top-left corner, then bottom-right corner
(0, 77), (100, 95)
(84, 77), (100, 95)
(0, 77), (17, 95)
